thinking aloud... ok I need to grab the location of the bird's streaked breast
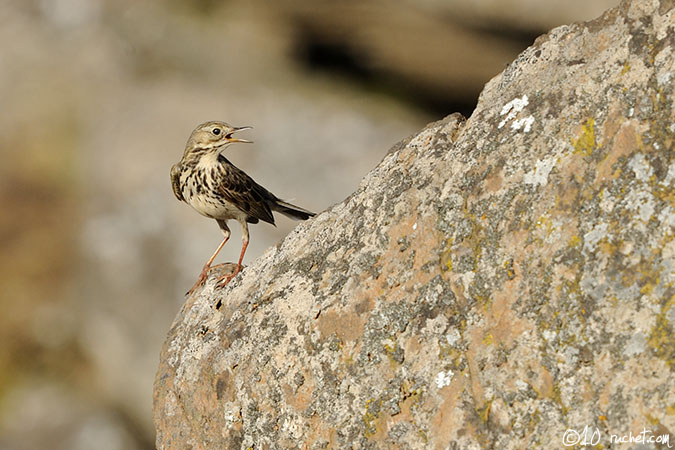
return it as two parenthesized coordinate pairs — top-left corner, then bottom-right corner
(178, 154), (246, 221)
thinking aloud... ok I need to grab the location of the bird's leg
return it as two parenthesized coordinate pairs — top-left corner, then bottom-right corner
(216, 220), (249, 288)
(216, 239), (248, 287)
(187, 226), (230, 295)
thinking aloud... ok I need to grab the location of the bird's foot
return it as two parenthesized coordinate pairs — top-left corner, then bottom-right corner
(215, 264), (242, 289)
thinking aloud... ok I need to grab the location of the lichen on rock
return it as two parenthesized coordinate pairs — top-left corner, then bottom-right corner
(154, 0), (675, 448)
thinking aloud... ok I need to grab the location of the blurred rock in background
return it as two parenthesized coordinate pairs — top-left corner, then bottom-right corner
(0, 0), (619, 448)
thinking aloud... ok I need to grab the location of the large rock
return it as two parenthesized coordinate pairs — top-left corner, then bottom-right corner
(153, 0), (674, 448)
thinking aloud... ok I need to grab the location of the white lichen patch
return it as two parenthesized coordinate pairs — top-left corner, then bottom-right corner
(658, 205), (675, 230)
(435, 370), (454, 388)
(424, 314), (449, 336)
(511, 115), (535, 132)
(624, 189), (656, 224)
(628, 153), (653, 182)
(599, 189), (616, 213)
(583, 222), (610, 253)
(281, 414), (301, 439)
(224, 405), (241, 428)
(498, 95), (530, 129)
(656, 67), (671, 87)
(561, 346), (580, 370)
(524, 157), (557, 187)
(458, 272), (476, 293)
(623, 332), (646, 357)
(542, 329), (557, 342)
(515, 380), (529, 391)
(446, 329), (462, 346)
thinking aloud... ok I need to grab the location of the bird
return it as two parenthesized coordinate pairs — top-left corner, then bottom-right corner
(171, 120), (315, 294)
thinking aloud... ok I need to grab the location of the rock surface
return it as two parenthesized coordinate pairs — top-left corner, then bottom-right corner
(154, 0), (674, 448)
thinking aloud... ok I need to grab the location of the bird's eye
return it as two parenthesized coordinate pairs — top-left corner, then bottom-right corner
(212, 128), (221, 135)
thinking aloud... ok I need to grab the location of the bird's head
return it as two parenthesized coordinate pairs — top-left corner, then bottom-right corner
(184, 121), (252, 155)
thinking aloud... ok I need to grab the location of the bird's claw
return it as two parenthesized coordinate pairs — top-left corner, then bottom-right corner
(186, 265), (211, 295)
(215, 274), (235, 289)
(215, 264), (241, 289)
(186, 263), (241, 295)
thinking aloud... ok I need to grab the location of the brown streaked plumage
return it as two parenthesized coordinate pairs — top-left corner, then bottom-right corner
(171, 120), (315, 294)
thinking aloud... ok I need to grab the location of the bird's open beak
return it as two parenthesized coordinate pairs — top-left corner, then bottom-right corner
(226, 126), (253, 144)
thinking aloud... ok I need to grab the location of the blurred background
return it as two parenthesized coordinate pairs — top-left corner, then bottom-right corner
(0, 0), (618, 448)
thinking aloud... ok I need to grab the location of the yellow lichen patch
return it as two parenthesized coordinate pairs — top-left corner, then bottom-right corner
(645, 413), (661, 426)
(597, 240), (618, 258)
(551, 381), (568, 415)
(363, 398), (384, 438)
(438, 346), (465, 371)
(535, 214), (552, 232)
(621, 61), (631, 75)
(624, 252), (665, 296)
(401, 380), (422, 401)
(383, 340), (402, 367)
(503, 259), (516, 280)
(648, 294), (675, 368)
(572, 118), (596, 156)
(440, 237), (454, 272)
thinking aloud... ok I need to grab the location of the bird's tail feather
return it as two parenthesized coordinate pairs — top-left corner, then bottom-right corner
(273, 199), (315, 221)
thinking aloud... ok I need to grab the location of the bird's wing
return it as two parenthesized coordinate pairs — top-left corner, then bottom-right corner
(218, 159), (276, 225)
(170, 163), (184, 202)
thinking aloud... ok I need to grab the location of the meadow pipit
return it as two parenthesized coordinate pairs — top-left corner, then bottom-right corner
(171, 121), (315, 294)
